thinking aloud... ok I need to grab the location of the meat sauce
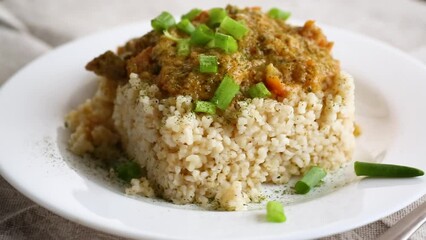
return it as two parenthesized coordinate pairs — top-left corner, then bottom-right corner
(86, 6), (339, 101)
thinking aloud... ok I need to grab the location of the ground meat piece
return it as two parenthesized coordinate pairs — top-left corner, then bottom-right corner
(86, 51), (127, 81)
(298, 20), (334, 51)
(117, 30), (161, 59)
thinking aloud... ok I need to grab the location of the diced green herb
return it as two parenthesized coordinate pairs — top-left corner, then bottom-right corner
(266, 201), (286, 223)
(177, 39), (190, 56)
(194, 101), (216, 114)
(151, 11), (175, 31)
(190, 24), (215, 45)
(206, 40), (215, 48)
(248, 82), (272, 98)
(208, 8), (228, 27)
(115, 161), (142, 182)
(199, 54), (218, 73)
(268, 8), (291, 20)
(295, 166), (326, 194)
(211, 75), (240, 110)
(219, 16), (249, 40)
(212, 33), (238, 53)
(181, 8), (202, 20)
(354, 161), (424, 178)
(177, 19), (196, 34)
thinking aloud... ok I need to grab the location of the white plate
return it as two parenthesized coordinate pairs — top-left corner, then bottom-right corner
(1, 20), (426, 240)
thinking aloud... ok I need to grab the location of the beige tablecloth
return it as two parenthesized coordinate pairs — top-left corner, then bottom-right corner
(1, 0), (425, 239)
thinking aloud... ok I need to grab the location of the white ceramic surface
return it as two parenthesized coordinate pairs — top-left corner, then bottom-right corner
(0, 21), (425, 240)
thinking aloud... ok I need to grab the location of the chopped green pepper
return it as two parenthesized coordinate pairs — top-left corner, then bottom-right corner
(115, 161), (142, 182)
(211, 75), (240, 110)
(151, 12), (175, 31)
(354, 161), (424, 178)
(295, 166), (326, 194)
(266, 201), (286, 223)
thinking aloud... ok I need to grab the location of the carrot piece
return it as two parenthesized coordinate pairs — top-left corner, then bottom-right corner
(193, 11), (209, 23)
(265, 76), (287, 97)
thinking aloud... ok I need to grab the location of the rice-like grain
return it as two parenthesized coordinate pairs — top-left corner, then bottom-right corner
(89, 71), (356, 210)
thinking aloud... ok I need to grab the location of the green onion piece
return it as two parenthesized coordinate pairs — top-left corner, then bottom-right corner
(295, 166), (327, 194)
(219, 16), (249, 40)
(199, 54), (218, 73)
(163, 30), (181, 42)
(266, 201), (286, 223)
(194, 101), (216, 114)
(181, 8), (202, 20)
(206, 40), (215, 48)
(115, 161), (142, 182)
(211, 75), (240, 110)
(151, 11), (175, 31)
(177, 39), (190, 56)
(177, 19), (196, 34)
(190, 24), (215, 45)
(213, 33), (238, 53)
(248, 82), (272, 98)
(354, 161), (424, 178)
(268, 8), (291, 20)
(208, 8), (228, 27)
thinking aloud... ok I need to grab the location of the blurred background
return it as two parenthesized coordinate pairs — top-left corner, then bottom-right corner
(0, 0), (425, 239)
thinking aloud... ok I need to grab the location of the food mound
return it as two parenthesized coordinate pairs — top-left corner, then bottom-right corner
(66, 6), (355, 210)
